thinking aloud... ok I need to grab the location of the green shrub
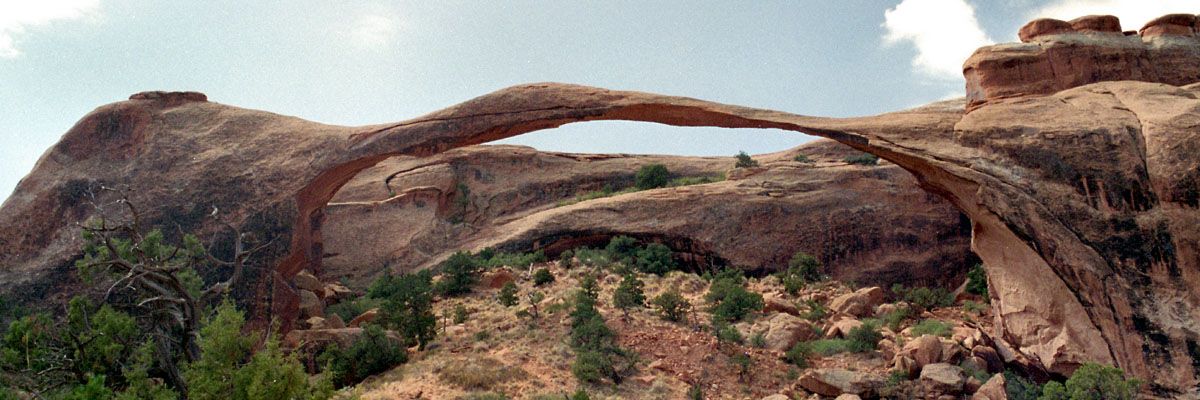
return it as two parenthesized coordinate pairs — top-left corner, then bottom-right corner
(729, 352), (754, 379)
(483, 250), (546, 269)
(845, 324), (882, 353)
(499, 281), (519, 307)
(651, 291), (692, 322)
(379, 270), (438, 350)
(327, 296), (381, 323)
(886, 369), (909, 387)
(571, 349), (615, 384)
(1005, 370), (1043, 400)
(454, 305), (470, 324)
(794, 154), (813, 163)
(750, 332), (767, 348)
(734, 151), (759, 168)
(809, 339), (851, 356)
(785, 342), (813, 368)
(1038, 362), (1141, 400)
(636, 243), (677, 275)
(533, 268), (555, 286)
(708, 282), (763, 324)
(892, 284), (952, 311)
(559, 250), (575, 268)
(966, 264), (989, 300)
(884, 306), (913, 331)
(606, 235), (640, 263)
(963, 300), (986, 314)
(801, 299), (828, 321)
(844, 153), (879, 165)
(688, 383), (704, 400)
(789, 251), (823, 282)
(574, 247), (612, 269)
(715, 323), (744, 344)
(318, 324), (408, 388)
(910, 319), (952, 337)
(437, 252), (482, 296)
(635, 164), (671, 190)
(612, 273), (646, 316)
(571, 389), (592, 400)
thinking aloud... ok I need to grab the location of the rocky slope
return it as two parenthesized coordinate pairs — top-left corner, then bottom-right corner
(1, 12), (1197, 394)
(320, 140), (974, 291)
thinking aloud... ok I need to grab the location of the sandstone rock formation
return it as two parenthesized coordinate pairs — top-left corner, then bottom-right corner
(321, 141), (973, 290)
(1, 13), (1198, 393)
(965, 13), (1200, 111)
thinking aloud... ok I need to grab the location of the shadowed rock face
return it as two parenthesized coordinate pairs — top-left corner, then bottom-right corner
(2, 14), (1199, 393)
(320, 141), (975, 291)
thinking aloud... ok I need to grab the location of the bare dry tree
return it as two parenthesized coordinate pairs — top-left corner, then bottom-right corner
(75, 185), (271, 396)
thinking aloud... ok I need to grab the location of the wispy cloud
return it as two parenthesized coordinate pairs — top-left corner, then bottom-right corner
(882, 0), (994, 80)
(1029, 0), (1199, 33)
(346, 14), (399, 50)
(0, 0), (101, 58)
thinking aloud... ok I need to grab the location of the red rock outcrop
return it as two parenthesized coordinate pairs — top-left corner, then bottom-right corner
(964, 13), (1200, 111)
(2, 15), (1199, 391)
(321, 141), (974, 290)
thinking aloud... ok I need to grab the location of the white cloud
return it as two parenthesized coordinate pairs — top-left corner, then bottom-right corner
(0, 0), (100, 58)
(883, 0), (994, 80)
(1030, 0), (1199, 33)
(346, 14), (399, 50)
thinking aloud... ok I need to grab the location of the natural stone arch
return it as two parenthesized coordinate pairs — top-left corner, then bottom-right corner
(0, 82), (1195, 392)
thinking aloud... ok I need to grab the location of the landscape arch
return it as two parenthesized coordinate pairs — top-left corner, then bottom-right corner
(270, 82), (1197, 389)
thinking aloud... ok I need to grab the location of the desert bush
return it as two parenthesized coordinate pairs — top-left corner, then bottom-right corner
(612, 273), (646, 316)
(910, 319), (952, 337)
(789, 251), (823, 282)
(729, 352), (754, 380)
(559, 250), (575, 268)
(454, 305), (470, 324)
(667, 173), (725, 187)
(708, 281), (763, 324)
(318, 324), (408, 388)
(963, 300), (986, 314)
(437, 252), (482, 296)
(483, 250), (546, 269)
(802, 299), (829, 321)
(651, 291), (692, 322)
(374, 270), (437, 350)
(844, 153), (879, 165)
(438, 357), (527, 391)
(1038, 362), (1141, 400)
(809, 339), (851, 356)
(715, 323), (744, 345)
(750, 332), (767, 348)
(574, 247), (612, 269)
(884, 305), (913, 331)
(635, 164), (671, 190)
(606, 235), (640, 263)
(327, 296), (381, 323)
(533, 268), (555, 286)
(785, 342), (813, 368)
(794, 154), (813, 163)
(499, 281), (519, 307)
(892, 284), (952, 311)
(734, 151), (759, 168)
(846, 324), (882, 353)
(636, 243), (677, 275)
(571, 349), (616, 384)
(1005, 370), (1044, 400)
(571, 389), (592, 400)
(966, 264), (989, 300)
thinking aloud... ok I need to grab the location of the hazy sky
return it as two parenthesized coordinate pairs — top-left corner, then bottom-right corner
(1, 0), (1196, 203)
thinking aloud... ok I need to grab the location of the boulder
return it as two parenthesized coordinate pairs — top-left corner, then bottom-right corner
(971, 374), (1007, 400)
(763, 295), (799, 316)
(347, 307), (379, 328)
(971, 345), (1004, 373)
(1018, 18), (1074, 42)
(1068, 15), (1121, 33)
(481, 269), (516, 289)
(824, 317), (863, 339)
(281, 327), (403, 352)
(1139, 13), (1198, 37)
(326, 313), (346, 329)
(797, 369), (884, 397)
(323, 283), (354, 303)
(920, 363), (966, 395)
(294, 270), (323, 293)
(761, 395), (789, 400)
(299, 289), (323, 318)
(834, 395), (862, 400)
(763, 313), (816, 352)
(828, 287), (885, 317)
(898, 335), (944, 369)
(305, 316), (328, 330)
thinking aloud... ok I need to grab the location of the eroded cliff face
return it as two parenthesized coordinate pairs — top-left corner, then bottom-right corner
(320, 141), (974, 291)
(1, 13), (1198, 393)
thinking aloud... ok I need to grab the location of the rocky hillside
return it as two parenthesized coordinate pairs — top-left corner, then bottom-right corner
(321, 140), (974, 291)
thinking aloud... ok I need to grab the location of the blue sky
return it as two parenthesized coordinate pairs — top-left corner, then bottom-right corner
(1, 0), (1196, 203)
